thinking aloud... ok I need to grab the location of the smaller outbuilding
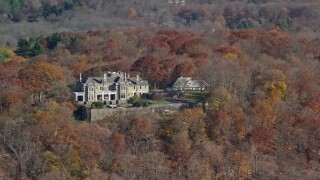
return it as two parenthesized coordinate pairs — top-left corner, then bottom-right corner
(171, 76), (209, 91)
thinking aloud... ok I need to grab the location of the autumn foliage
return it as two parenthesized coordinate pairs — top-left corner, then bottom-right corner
(0, 14), (320, 179)
(19, 62), (66, 93)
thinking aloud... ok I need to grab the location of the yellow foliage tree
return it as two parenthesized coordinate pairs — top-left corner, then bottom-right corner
(239, 160), (251, 178)
(0, 47), (15, 63)
(69, 150), (82, 178)
(209, 87), (232, 110)
(223, 53), (238, 59)
(44, 151), (62, 171)
(264, 81), (288, 101)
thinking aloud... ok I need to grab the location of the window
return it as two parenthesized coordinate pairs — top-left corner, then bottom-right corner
(120, 86), (126, 90)
(89, 86), (93, 91)
(110, 94), (116, 100)
(134, 86), (136, 89)
(77, 96), (83, 101)
(140, 86), (142, 89)
(99, 87), (103, 91)
(120, 93), (126, 99)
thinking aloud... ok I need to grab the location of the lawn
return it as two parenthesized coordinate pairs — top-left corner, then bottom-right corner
(179, 91), (209, 104)
(147, 100), (171, 105)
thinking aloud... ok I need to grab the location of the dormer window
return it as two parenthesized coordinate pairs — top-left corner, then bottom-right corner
(109, 85), (116, 91)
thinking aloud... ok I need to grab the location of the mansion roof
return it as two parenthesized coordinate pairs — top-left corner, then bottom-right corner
(80, 72), (149, 86)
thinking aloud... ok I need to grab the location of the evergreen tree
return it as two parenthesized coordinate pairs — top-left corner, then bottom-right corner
(47, 33), (62, 50)
(15, 38), (46, 58)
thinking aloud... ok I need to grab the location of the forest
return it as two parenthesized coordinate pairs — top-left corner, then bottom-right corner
(0, 0), (320, 179)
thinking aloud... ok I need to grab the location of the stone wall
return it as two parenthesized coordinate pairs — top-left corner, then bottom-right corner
(90, 103), (187, 121)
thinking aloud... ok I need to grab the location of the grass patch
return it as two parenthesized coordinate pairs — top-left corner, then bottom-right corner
(179, 91), (209, 104)
(147, 100), (170, 105)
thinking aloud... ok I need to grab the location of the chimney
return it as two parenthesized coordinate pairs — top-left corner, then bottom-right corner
(124, 73), (127, 82)
(104, 73), (107, 82)
(128, 73), (130, 78)
(137, 74), (140, 82)
(79, 73), (82, 82)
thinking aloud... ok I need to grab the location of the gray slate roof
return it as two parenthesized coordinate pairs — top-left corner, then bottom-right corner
(172, 77), (208, 89)
(127, 77), (149, 86)
(81, 72), (149, 86)
(82, 76), (122, 84)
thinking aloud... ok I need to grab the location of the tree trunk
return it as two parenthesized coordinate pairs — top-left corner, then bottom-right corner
(15, 163), (22, 180)
(34, 92), (44, 107)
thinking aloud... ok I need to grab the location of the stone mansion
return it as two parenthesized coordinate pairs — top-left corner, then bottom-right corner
(74, 71), (149, 104)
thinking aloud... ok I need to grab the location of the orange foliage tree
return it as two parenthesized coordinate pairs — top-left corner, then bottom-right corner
(252, 99), (276, 128)
(19, 62), (66, 105)
(175, 108), (207, 145)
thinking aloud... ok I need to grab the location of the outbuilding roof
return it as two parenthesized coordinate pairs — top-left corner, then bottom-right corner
(172, 77), (208, 89)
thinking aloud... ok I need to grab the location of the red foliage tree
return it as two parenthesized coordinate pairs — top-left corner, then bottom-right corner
(172, 62), (196, 80)
(251, 127), (274, 153)
(131, 56), (165, 85)
(215, 46), (240, 54)
(230, 29), (258, 42)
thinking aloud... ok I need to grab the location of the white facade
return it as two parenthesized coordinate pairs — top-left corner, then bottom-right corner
(74, 72), (149, 105)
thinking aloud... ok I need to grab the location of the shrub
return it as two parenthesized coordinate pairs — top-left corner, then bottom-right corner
(91, 102), (104, 109)
(73, 106), (89, 121)
(128, 95), (150, 107)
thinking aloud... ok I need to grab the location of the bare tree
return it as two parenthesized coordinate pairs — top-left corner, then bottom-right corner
(3, 123), (35, 180)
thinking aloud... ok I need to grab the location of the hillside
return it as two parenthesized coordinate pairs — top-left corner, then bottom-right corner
(0, 0), (320, 179)
(1, 0), (320, 46)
